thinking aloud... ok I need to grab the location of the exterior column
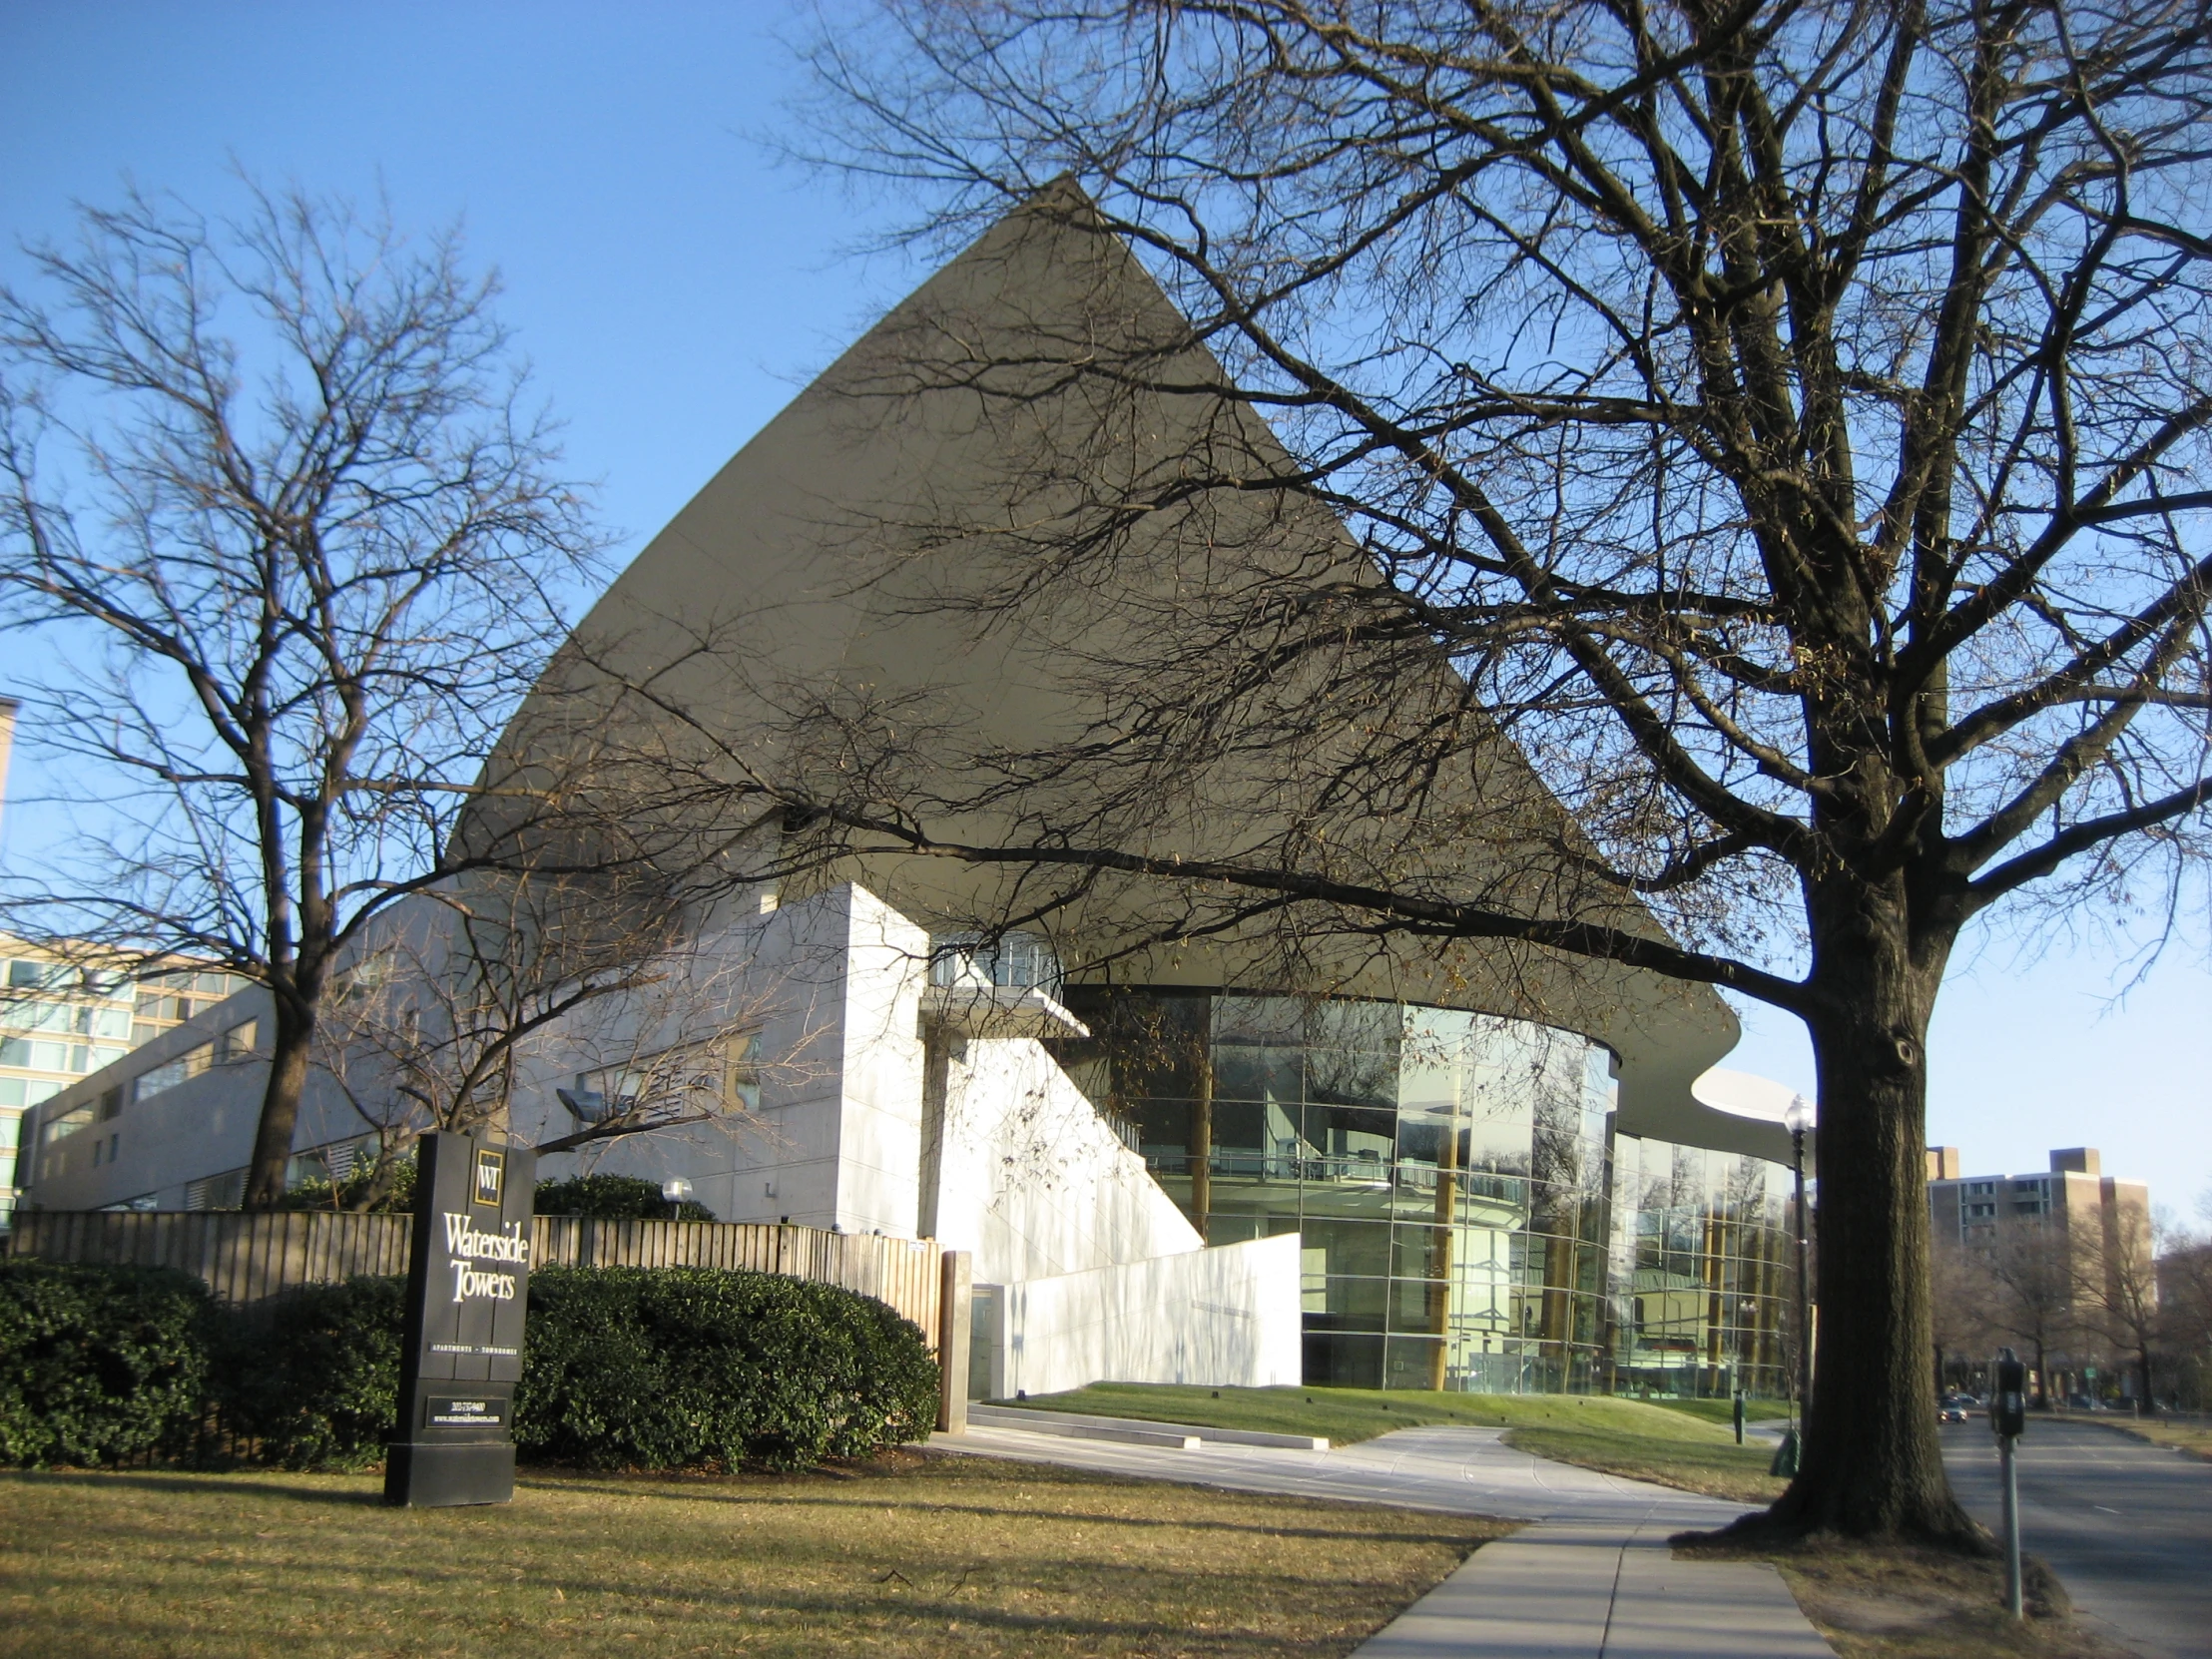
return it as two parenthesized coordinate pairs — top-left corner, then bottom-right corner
(936, 1248), (972, 1432)
(1187, 1034), (1212, 1241)
(1427, 1103), (1459, 1389)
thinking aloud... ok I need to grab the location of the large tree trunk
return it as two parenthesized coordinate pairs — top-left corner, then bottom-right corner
(243, 993), (314, 1210)
(1760, 878), (1982, 1542)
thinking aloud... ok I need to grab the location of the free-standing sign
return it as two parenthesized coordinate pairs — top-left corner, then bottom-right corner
(384, 1132), (536, 1507)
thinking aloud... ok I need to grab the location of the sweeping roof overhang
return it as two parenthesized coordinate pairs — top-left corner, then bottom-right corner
(499, 192), (1783, 1166)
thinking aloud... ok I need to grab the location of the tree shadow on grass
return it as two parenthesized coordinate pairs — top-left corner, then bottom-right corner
(516, 1472), (1507, 1550)
(1, 1469), (383, 1506)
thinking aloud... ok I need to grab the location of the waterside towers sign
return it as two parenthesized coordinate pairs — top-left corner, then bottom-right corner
(384, 1132), (537, 1507)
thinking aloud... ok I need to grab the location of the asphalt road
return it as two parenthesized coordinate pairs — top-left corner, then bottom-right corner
(1942, 1417), (2212, 1658)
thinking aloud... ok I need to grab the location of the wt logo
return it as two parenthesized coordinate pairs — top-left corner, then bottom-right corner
(473, 1148), (504, 1208)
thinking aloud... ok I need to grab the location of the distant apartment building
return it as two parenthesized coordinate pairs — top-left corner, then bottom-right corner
(1928, 1146), (2149, 1257)
(0, 938), (252, 1225)
(1927, 1145), (2154, 1388)
(0, 698), (248, 1221)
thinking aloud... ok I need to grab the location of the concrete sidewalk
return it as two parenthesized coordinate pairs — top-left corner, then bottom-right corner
(1352, 1516), (1830, 1657)
(929, 1420), (1834, 1657)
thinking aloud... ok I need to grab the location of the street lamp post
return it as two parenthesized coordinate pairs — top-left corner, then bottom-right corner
(1784, 1094), (1817, 1433)
(662, 1176), (694, 1221)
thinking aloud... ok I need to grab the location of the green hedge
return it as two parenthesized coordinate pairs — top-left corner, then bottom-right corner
(216, 1277), (406, 1470)
(0, 1259), (217, 1467)
(516, 1267), (940, 1469)
(533, 1173), (715, 1221)
(0, 1260), (937, 1473)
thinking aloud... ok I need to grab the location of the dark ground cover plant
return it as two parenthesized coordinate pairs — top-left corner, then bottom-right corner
(214, 1277), (406, 1471)
(0, 1259), (218, 1467)
(0, 1259), (936, 1472)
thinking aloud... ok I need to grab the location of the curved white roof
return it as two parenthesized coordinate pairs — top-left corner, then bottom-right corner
(497, 195), (1786, 1165)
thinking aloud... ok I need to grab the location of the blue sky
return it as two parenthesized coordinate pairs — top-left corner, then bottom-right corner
(4, 2), (2206, 1216)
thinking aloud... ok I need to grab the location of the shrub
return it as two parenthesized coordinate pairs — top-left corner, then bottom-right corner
(516, 1267), (940, 1469)
(0, 1259), (217, 1467)
(534, 1173), (715, 1221)
(276, 1158), (415, 1213)
(0, 1258), (934, 1474)
(215, 1276), (405, 1470)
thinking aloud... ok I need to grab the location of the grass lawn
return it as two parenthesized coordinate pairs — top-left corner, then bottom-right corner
(1632, 1394), (1786, 1426)
(1010, 1382), (1788, 1505)
(1681, 1536), (2139, 1659)
(2079, 1413), (2212, 1460)
(0, 1453), (1510, 1659)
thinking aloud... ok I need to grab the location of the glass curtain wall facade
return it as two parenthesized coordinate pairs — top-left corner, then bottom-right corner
(1054, 988), (1799, 1398)
(1055, 990), (1615, 1392)
(1607, 1135), (1798, 1400)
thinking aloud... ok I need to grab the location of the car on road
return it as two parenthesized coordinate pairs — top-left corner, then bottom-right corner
(1937, 1403), (1969, 1423)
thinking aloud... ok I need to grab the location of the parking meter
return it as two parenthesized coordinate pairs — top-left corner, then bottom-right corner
(1992, 1349), (2025, 1619)
(1993, 1352), (2027, 1438)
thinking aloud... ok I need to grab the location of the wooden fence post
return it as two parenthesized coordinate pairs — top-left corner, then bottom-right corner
(936, 1250), (972, 1434)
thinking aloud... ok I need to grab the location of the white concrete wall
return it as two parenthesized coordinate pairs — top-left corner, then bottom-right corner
(560, 886), (1205, 1286)
(827, 886), (930, 1236)
(519, 896), (846, 1226)
(530, 883), (927, 1237)
(990, 1234), (1306, 1397)
(930, 1032), (1201, 1283)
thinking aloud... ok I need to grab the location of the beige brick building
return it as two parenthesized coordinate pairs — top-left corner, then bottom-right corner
(1927, 1145), (2154, 1398)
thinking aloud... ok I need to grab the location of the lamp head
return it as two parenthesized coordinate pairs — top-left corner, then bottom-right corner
(1784, 1094), (1817, 1136)
(661, 1177), (694, 1202)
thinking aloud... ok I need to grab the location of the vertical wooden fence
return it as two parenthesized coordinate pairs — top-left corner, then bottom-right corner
(6, 1210), (943, 1353)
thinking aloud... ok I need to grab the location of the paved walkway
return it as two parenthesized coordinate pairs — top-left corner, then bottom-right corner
(929, 1420), (1834, 1656)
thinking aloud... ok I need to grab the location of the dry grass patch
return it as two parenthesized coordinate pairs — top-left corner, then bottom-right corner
(2084, 1414), (2212, 1460)
(1677, 1536), (2137, 1659)
(0, 1452), (1511, 1659)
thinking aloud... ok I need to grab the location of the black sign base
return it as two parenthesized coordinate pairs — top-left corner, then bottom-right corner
(383, 1438), (516, 1507)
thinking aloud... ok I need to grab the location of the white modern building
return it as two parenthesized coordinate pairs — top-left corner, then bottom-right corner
(23, 882), (1305, 1395)
(16, 191), (1816, 1398)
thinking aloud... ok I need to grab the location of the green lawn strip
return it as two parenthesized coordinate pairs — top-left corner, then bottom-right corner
(1011, 1383), (1786, 1505)
(0, 1456), (1510, 1659)
(1631, 1395), (1772, 1426)
(1506, 1425), (1785, 1505)
(1007, 1382), (1756, 1448)
(2071, 1414), (2212, 1462)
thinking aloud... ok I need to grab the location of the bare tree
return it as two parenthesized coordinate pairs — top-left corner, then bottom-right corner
(0, 182), (603, 1207)
(1982, 1221), (2085, 1409)
(308, 867), (692, 1208)
(752, 0), (2212, 1538)
(2157, 1224), (2212, 1409)
(1928, 1238), (1994, 1391)
(2081, 1200), (2164, 1414)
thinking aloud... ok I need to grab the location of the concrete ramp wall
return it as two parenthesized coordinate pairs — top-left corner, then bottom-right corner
(979, 1233), (1303, 1398)
(931, 1032), (1202, 1285)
